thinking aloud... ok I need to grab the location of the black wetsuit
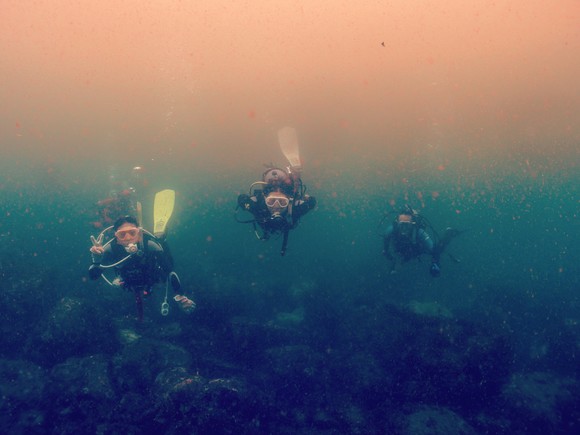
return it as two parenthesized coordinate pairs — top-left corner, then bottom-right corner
(237, 191), (316, 255)
(383, 219), (443, 277)
(383, 223), (436, 263)
(89, 236), (173, 292)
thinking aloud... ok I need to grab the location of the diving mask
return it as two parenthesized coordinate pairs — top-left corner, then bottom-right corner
(115, 228), (140, 240)
(265, 193), (289, 217)
(265, 195), (290, 208)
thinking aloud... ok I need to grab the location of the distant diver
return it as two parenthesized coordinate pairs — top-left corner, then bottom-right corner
(381, 205), (462, 277)
(88, 190), (194, 321)
(91, 165), (148, 230)
(236, 127), (316, 256)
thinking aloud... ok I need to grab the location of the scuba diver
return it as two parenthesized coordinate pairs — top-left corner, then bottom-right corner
(88, 190), (194, 321)
(91, 166), (148, 230)
(93, 188), (135, 229)
(381, 205), (462, 277)
(237, 166), (316, 255)
(236, 127), (316, 256)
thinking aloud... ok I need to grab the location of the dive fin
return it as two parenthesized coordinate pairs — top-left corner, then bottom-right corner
(153, 189), (176, 238)
(278, 126), (302, 171)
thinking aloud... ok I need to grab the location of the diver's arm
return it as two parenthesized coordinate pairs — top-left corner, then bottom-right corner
(88, 245), (113, 280)
(241, 193), (272, 223)
(292, 195), (316, 219)
(304, 195), (316, 209)
(238, 194), (258, 212)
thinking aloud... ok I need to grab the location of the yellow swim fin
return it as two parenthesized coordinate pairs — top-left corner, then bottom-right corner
(153, 189), (175, 237)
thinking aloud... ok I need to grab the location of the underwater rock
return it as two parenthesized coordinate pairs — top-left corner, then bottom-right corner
(501, 371), (580, 432)
(154, 366), (207, 403)
(263, 314), (305, 345)
(397, 322), (512, 407)
(26, 296), (115, 365)
(273, 307), (305, 327)
(340, 304), (512, 407)
(338, 352), (392, 401)
(29, 297), (85, 357)
(0, 358), (46, 403)
(0, 269), (53, 354)
(110, 391), (156, 428)
(156, 321), (183, 339)
(114, 318), (183, 342)
(288, 278), (318, 300)
(264, 344), (326, 382)
(404, 406), (476, 434)
(153, 366), (258, 432)
(334, 403), (371, 434)
(153, 341), (193, 369)
(111, 341), (162, 394)
(229, 316), (271, 354)
(111, 338), (192, 394)
(45, 354), (116, 433)
(48, 354), (115, 401)
(118, 328), (142, 345)
(408, 300), (453, 319)
(0, 359), (46, 432)
(228, 316), (304, 362)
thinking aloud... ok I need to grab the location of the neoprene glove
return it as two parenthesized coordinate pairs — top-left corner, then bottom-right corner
(238, 194), (251, 209)
(306, 196), (317, 209)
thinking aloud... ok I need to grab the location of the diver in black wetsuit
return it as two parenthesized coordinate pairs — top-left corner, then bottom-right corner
(382, 205), (461, 277)
(88, 216), (194, 320)
(236, 167), (316, 256)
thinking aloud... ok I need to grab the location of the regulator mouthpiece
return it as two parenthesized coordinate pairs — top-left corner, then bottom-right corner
(125, 243), (139, 254)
